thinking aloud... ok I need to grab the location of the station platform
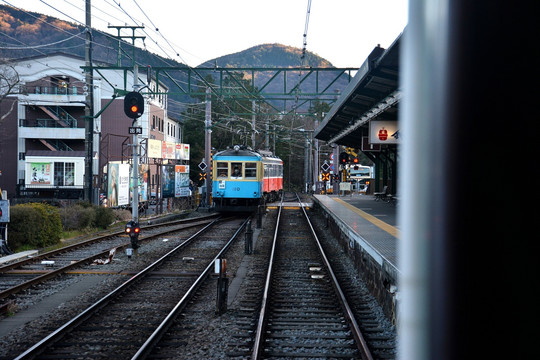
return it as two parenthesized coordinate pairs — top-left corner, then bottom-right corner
(312, 194), (399, 277)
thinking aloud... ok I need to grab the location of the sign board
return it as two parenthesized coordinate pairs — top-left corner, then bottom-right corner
(128, 127), (142, 135)
(147, 139), (161, 158)
(369, 121), (399, 144)
(321, 161), (330, 172)
(0, 200), (9, 222)
(175, 165), (190, 197)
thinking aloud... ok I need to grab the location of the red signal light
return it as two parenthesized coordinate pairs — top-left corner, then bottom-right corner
(134, 227), (140, 233)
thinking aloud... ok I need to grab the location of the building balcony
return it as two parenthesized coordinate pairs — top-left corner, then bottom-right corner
(19, 122), (85, 140)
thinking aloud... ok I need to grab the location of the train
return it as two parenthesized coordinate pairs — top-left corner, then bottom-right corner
(212, 145), (283, 212)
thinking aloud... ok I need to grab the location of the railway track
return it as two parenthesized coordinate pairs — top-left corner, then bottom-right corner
(13, 216), (249, 359)
(0, 214), (219, 306)
(252, 194), (373, 359)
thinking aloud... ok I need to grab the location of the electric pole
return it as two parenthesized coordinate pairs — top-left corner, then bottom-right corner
(84, 0), (94, 203)
(205, 87), (212, 207)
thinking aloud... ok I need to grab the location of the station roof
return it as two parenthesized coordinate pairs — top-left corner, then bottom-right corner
(314, 34), (401, 148)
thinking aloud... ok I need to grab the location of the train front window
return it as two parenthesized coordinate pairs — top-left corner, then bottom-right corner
(217, 162), (228, 178)
(245, 162), (257, 179)
(231, 162), (242, 178)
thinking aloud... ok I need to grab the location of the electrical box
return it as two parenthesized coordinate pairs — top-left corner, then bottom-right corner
(0, 200), (9, 223)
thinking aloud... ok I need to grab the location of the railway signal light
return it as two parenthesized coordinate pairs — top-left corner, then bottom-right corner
(339, 152), (348, 164)
(125, 220), (140, 249)
(124, 91), (144, 119)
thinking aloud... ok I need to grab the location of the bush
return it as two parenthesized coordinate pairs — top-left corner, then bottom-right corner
(94, 206), (115, 229)
(9, 203), (62, 250)
(59, 203), (115, 230)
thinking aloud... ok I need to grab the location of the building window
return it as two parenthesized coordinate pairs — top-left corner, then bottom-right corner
(54, 162), (75, 186)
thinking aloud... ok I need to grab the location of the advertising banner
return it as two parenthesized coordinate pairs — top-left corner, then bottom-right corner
(30, 162), (51, 184)
(148, 139), (162, 158)
(175, 165), (190, 197)
(117, 163), (130, 206)
(175, 143), (190, 160)
(162, 141), (175, 160)
(162, 165), (175, 198)
(132, 164), (149, 202)
(107, 163), (130, 207)
(369, 121), (399, 144)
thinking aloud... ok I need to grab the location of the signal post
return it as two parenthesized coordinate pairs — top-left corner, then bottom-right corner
(124, 89), (144, 255)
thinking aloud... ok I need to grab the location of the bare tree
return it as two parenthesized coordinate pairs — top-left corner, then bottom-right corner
(0, 64), (21, 124)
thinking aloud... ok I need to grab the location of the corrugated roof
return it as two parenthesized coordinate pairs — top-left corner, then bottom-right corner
(314, 34), (401, 148)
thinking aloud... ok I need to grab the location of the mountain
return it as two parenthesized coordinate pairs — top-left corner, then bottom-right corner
(199, 43), (333, 68)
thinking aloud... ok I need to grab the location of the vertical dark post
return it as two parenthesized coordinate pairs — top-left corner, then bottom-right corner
(84, 0), (94, 203)
(256, 205), (263, 229)
(205, 87), (212, 207)
(245, 220), (253, 254)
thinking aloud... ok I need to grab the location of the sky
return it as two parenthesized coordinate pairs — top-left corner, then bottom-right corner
(8, 0), (407, 68)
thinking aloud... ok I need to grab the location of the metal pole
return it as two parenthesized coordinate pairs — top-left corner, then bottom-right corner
(205, 87), (212, 207)
(251, 100), (256, 149)
(84, 0), (94, 203)
(132, 65), (139, 223)
(313, 119), (319, 192)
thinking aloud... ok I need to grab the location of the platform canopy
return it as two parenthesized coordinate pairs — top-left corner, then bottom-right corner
(314, 34), (401, 148)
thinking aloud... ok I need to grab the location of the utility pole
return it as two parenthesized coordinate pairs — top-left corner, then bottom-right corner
(132, 65), (139, 223)
(313, 116), (319, 192)
(251, 100), (256, 149)
(84, 0), (94, 203)
(205, 87), (212, 207)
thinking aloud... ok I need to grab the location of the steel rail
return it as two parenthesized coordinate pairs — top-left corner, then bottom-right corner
(14, 217), (223, 360)
(0, 213), (219, 273)
(251, 194), (283, 360)
(0, 217), (217, 301)
(251, 193), (374, 360)
(131, 216), (251, 359)
(298, 194), (374, 360)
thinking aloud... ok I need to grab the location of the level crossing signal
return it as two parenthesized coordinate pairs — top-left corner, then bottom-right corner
(124, 91), (144, 119)
(199, 172), (207, 181)
(321, 172), (330, 181)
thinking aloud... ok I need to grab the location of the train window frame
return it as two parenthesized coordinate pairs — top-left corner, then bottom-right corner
(217, 162), (228, 178)
(245, 162), (257, 179)
(231, 162), (243, 178)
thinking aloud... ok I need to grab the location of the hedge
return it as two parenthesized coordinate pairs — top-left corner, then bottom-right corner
(9, 203), (62, 250)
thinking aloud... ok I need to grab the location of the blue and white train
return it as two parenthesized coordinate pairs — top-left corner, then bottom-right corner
(212, 145), (283, 212)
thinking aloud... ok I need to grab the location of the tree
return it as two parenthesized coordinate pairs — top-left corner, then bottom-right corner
(0, 64), (21, 124)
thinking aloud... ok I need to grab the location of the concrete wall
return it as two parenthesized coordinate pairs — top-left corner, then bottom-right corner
(314, 202), (399, 323)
